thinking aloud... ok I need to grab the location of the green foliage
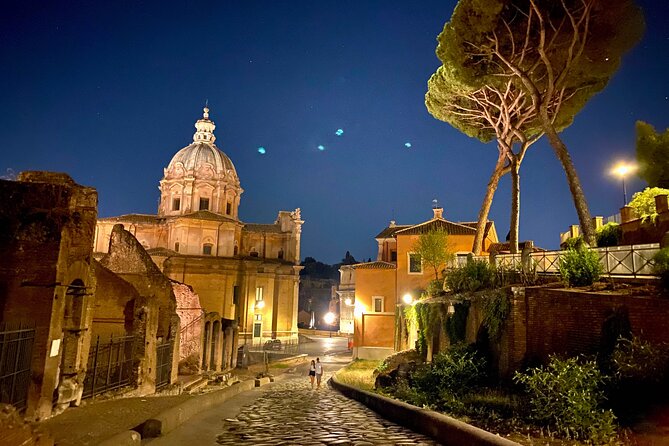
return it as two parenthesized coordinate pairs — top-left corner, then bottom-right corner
(426, 278), (445, 297)
(480, 290), (510, 340)
(559, 244), (602, 287)
(514, 356), (617, 444)
(413, 228), (455, 280)
(636, 121), (669, 188)
(628, 187), (669, 222)
(411, 344), (486, 402)
(445, 259), (496, 293)
(612, 337), (669, 384)
(562, 236), (584, 250)
(444, 302), (470, 344)
(653, 248), (669, 290)
(595, 222), (622, 247)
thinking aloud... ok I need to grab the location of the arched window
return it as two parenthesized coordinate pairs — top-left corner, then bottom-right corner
(233, 245), (238, 255)
(278, 249), (284, 259)
(203, 243), (213, 255)
(174, 242), (180, 252)
(199, 197), (210, 211)
(250, 247), (258, 257)
(226, 202), (232, 215)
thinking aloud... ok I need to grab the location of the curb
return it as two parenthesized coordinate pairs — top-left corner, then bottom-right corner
(329, 375), (521, 446)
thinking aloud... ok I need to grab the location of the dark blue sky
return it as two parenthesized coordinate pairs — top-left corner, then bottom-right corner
(1, 1), (667, 264)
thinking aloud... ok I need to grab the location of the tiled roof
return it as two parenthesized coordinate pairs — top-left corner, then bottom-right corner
(460, 221), (494, 238)
(243, 223), (283, 234)
(375, 225), (412, 239)
(395, 219), (476, 236)
(98, 214), (159, 224)
(353, 261), (396, 270)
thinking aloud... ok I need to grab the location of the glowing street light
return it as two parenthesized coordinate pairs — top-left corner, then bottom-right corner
(402, 293), (413, 305)
(344, 297), (353, 306)
(255, 300), (265, 310)
(323, 312), (336, 325)
(611, 161), (637, 205)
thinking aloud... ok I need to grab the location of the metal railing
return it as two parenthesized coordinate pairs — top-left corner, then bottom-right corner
(473, 243), (660, 278)
(83, 334), (134, 399)
(156, 340), (173, 389)
(0, 322), (34, 411)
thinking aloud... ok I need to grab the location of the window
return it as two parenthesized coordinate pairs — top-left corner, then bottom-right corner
(391, 250), (397, 261)
(199, 197), (209, 211)
(226, 202), (232, 215)
(255, 286), (263, 302)
(408, 253), (422, 274)
(202, 243), (213, 255)
(234, 245), (238, 255)
(250, 249), (259, 257)
(174, 242), (180, 252)
(253, 322), (262, 338)
(278, 249), (284, 259)
(372, 296), (384, 313)
(172, 198), (180, 211)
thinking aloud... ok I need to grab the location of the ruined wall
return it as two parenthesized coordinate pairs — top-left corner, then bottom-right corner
(0, 172), (97, 419)
(172, 282), (202, 364)
(91, 260), (139, 338)
(100, 224), (179, 388)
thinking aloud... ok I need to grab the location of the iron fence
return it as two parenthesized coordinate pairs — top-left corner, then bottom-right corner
(0, 322), (34, 412)
(155, 340), (173, 389)
(83, 334), (134, 399)
(472, 243), (660, 278)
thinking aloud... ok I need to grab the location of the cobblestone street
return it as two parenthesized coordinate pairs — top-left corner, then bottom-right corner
(214, 371), (438, 446)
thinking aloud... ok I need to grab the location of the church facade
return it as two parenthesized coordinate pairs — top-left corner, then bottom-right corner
(94, 107), (303, 371)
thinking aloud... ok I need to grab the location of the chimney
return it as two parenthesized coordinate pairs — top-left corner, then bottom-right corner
(432, 207), (444, 219)
(570, 224), (580, 238)
(592, 216), (604, 230)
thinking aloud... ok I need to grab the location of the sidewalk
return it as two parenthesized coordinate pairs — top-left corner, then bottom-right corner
(41, 357), (309, 446)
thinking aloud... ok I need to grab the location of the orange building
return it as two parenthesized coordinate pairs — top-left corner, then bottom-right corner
(348, 207), (497, 359)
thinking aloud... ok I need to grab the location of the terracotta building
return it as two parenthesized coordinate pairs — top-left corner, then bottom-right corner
(347, 207), (498, 359)
(93, 107), (303, 370)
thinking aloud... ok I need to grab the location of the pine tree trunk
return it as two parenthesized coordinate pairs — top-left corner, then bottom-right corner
(509, 159), (520, 254)
(473, 151), (508, 254)
(541, 116), (597, 246)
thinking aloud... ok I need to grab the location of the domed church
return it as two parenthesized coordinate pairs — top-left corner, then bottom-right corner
(94, 107), (303, 371)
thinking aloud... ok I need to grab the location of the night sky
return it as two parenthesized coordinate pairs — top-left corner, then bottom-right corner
(1, 1), (667, 264)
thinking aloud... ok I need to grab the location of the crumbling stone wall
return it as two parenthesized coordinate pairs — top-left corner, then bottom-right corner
(91, 260), (138, 338)
(0, 172), (97, 419)
(172, 282), (203, 374)
(100, 224), (179, 389)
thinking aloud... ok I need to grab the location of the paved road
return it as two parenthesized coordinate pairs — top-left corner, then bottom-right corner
(147, 356), (437, 445)
(299, 335), (350, 357)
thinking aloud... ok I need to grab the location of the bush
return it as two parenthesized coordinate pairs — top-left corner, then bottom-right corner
(612, 336), (669, 384)
(426, 278), (445, 297)
(411, 344), (486, 401)
(480, 290), (510, 340)
(445, 260), (496, 293)
(653, 247), (669, 290)
(596, 222), (622, 247)
(628, 187), (669, 221)
(514, 356), (617, 444)
(559, 244), (602, 287)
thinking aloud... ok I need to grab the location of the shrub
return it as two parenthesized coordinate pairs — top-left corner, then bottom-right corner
(612, 337), (669, 384)
(411, 344), (486, 400)
(653, 247), (669, 290)
(514, 356), (617, 444)
(427, 278), (445, 297)
(596, 222), (622, 247)
(559, 244), (602, 287)
(628, 187), (669, 222)
(445, 260), (496, 293)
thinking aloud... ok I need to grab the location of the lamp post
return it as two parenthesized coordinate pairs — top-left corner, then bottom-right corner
(611, 162), (637, 206)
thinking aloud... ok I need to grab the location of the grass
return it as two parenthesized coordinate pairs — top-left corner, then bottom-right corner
(335, 359), (381, 391)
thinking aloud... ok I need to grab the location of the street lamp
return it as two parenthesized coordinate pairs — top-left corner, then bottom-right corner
(402, 293), (413, 305)
(323, 312), (336, 325)
(611, 161), (637, 205)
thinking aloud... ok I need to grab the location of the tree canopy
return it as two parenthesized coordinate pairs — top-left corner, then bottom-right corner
(628, 187), (669, 221)
(636, 121), (669, 188)
(427, 0), (644, 248)
(412, 228), (455, 280)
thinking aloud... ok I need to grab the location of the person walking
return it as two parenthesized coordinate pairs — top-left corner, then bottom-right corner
(315, 357), (324, 389)
(308, 360), (316, 389)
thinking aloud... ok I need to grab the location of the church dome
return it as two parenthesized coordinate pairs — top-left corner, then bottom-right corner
(164, 107), (239, 184)
(159, 107), (244, 218)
